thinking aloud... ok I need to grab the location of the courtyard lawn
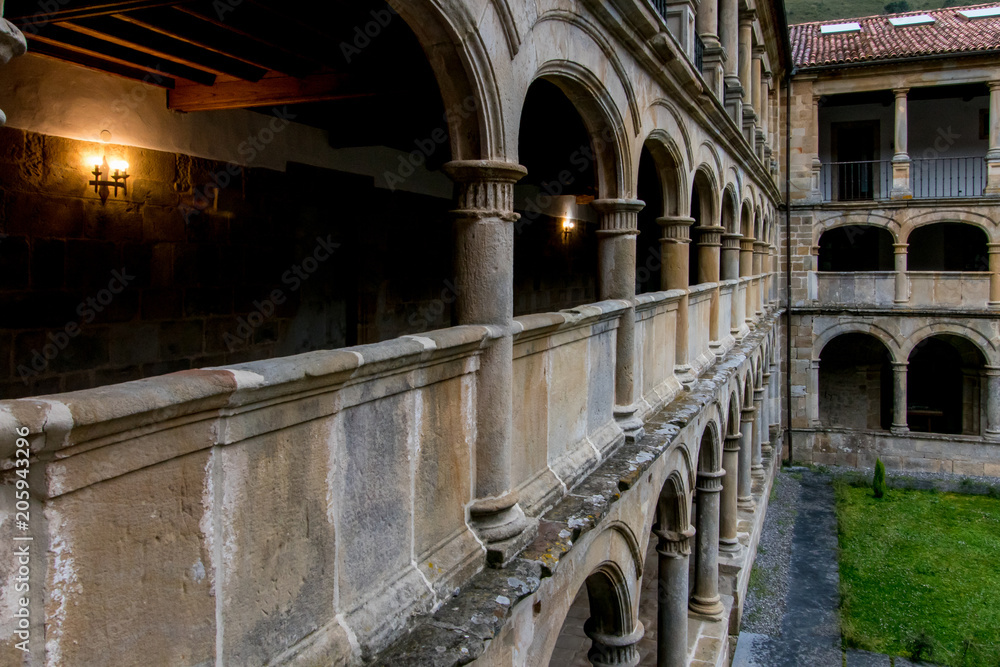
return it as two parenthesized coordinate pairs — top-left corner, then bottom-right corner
(835, 484), (1000, 666)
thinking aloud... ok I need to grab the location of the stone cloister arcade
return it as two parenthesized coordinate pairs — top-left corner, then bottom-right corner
(0, 0), (786, 665)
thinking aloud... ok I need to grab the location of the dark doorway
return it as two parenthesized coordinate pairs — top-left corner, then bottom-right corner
(832, 120), (880, 201)
(907, 335), (985, 435)
(817, 226), (894, 272)
(819, 333), (892, 430)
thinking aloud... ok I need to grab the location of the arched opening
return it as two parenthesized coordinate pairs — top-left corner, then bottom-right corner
(907, 223), (989, 272)
(514, 78), (600, 315)
(907, 335), (986, 435)
(689, 170), (716, 287)
(720, 189), (739, 281)
(548, 564), (639, 666)
(819, 333), (892, 430)
(636, 145), (664, 294)
(817, 225), (894, 272)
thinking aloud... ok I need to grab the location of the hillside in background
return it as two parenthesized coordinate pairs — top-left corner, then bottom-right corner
(785, 0), (986, 24)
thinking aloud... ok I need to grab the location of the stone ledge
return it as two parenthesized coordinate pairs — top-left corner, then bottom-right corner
(374, 313), (780, 666)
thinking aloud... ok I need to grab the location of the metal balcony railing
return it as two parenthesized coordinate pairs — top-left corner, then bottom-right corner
(820, 160), (891, 202)
(651, 0), (669, 18)
(911, 157), (986, 199)
(821, 157), (988, 202)
(695, 33), (704, 71)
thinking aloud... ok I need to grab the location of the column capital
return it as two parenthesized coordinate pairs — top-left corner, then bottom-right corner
(724, 434), (742, 451)
(695, 224), (725, 246)
(893, 243), (909, 253)
(988, 81), (1000, 91)
(753, 240), (768, 253)
(893, 87), (909, 98)
(752, 44), (766, 57)
(987, 242), (1000, 253)
(983, 365), (1000, 376)
(739, 8), (757, 24)
(593, 198), (644, 235)
(657, 215), (695, 243)
(655, 525), (695, 557)
(892, 361), (908, 370)
(741, 406), (757, 420)
(753, 387), (766, 402)
(585, 619), (643, 667)
(722, 232), (742, 250)
(696, 468), (726, 493)
(740, 237), (756, 252)
(442, 160), (527, 222)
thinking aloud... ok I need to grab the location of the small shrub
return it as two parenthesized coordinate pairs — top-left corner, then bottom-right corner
(873, 459), (888, 499)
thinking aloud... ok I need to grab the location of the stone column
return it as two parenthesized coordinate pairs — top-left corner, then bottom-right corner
(722, 233), (742, 337)
(988, 243), (1000, 309)
(890, 88), (912, 199)
(585, 619), (644, 667)
(761, 371), (773, 455)
(769, 244), (778, 306)
(697, 224), (724, 344)
(594, 199), (646, 441)
(752, 47), (765, 157)
(809, 95), (823, 202)
(660, 216), (695, 378)
(719, 433), (742, 552)
(738, 14), (755, 143)
(721, 233), (741, 281)
(698, 0), (725, 98)
(719, 0), (741, 121)
(753, 241), (766, 316)
(985, 366), (1000, 440)
(751, 384), (765, 478)
(891, 361), (909, 433)
(893, 243), (909, 305)
(986, 82), (1000, 195)
(808, 358), (821, 426)
(656, 526), (695, 667)
(690, 469), (725, 618)
(444, 160), (528, 550)
(738, 406), (755, 509)
(740, 236), (755, 328)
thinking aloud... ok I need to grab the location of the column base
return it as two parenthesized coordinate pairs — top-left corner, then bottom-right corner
(751, 464), (765, 479)
(689, 595), (725, 620)
(470, 496), (530, 562)
(737, 495), (755, 511)
(889, 188), (913, 200)
(674, 364), (697, 386)
(614, 404), (645, 443)
(719, 537), (743, 554)
(890, 425), (909, 434)
(988, 301), (1000, 310)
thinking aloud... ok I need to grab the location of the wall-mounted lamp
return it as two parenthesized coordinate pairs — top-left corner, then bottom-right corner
(561, 217), (576, 242)
(87, 155), (129, 204)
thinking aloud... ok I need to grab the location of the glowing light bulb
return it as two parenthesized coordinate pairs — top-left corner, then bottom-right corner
(109, 159), (129, 173)
(562, 218), (575, 231)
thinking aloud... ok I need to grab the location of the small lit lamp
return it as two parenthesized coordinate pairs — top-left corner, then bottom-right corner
(561, 217), (576, 242)
(87, 155), (129, 204)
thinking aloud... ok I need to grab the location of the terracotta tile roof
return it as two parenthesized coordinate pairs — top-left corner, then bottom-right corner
(790, 2), (1000, 68)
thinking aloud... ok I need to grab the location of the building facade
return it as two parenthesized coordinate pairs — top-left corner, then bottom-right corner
(785, 4), (1000, 476)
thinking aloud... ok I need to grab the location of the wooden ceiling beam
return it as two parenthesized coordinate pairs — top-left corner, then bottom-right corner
(119, 7), (313, 76)
(5, 0), (192, 24)
(167, 72), (374, 112)
(26, 24), (216, 85)
(26, 40), (176, 88)
(62, 16), (267, 81)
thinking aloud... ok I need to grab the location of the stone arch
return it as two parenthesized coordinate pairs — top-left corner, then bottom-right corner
(542, 523), (645, 666)
(810, 211), (899, 246)
(819, 331), (894, 431)
(529, 60), (630, 198)
(900, 324), (997, 365)
(814, 320), (904, 363)
(727, 389), (742, 436)
(690, 164), (719, 222)
(904, 221), (990, 272)
(388, 0), (503, 159)
(649, 99), (695, 166)
(643, 129), (688, 217)
(697, 141), (724, 188)
(817, 224), (895, 272)
(740, 199), (754, 238)
(721, 184), (739, 235)
(534, 11), (642, 134)
(900, 211), (998, 245)
(697, 419), (723, 473)
(656, 469), (691, 533)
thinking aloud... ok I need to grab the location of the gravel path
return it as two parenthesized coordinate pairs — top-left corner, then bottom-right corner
(740, 468), (802, 637)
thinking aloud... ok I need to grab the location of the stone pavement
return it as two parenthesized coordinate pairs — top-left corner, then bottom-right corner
(733, 471), (916, 667)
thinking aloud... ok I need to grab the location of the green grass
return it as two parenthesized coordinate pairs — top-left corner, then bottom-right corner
(785, 0), (985, 25)
(835, 484), (1000, 666)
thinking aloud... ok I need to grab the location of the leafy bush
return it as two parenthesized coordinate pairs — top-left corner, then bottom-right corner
(873, 459), (888, 499)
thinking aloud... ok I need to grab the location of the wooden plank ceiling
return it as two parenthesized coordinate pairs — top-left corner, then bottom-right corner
(4, 0), (376, 112)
